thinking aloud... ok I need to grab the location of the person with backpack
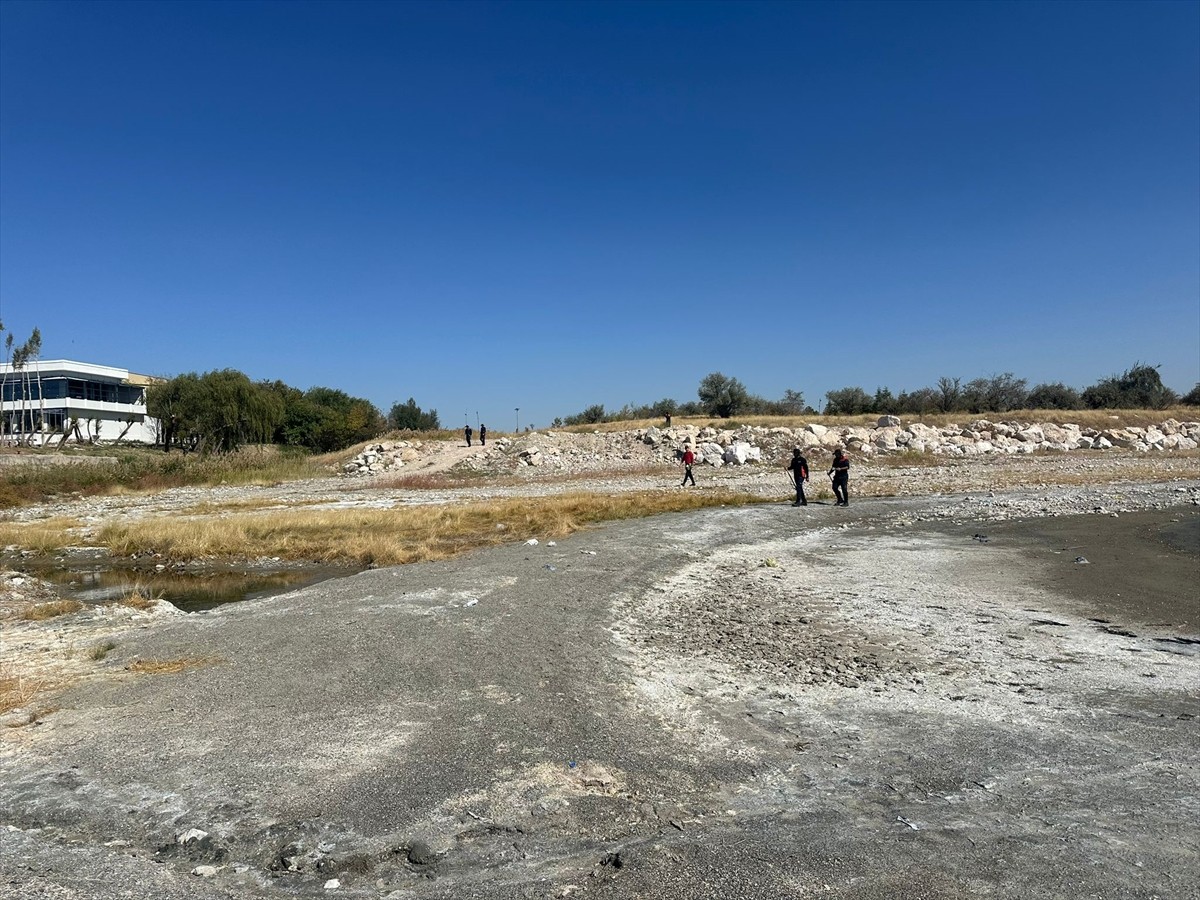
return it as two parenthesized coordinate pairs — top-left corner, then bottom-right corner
(788, 448), (809, 506)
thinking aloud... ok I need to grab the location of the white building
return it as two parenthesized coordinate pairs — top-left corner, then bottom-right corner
(0, 359), (159, 445)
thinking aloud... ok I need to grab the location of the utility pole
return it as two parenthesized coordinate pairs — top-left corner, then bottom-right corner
(515, 407), (520, 433)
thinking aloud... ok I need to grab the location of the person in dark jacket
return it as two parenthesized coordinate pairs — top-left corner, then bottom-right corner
(479, 424), (487, 446)
(828, 448), (850, 506)
(788, 449), (809, 506)
(464, 425), (473, 447)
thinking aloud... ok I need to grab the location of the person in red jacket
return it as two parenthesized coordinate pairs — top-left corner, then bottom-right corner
(680, 444), (696, 487)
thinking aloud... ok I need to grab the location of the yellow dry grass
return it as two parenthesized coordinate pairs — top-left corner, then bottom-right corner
(22, 599), (85, 621)
(176, 498), (287, 515)
(0, 518), (86, 554)
(125, 657), (221, 675)
(114, 590), (156, 610)
(0, 670), (51, 716)
(96, 490), (765, 566)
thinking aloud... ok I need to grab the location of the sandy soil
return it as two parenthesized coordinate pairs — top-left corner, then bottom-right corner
(1, 455), (1198, 899)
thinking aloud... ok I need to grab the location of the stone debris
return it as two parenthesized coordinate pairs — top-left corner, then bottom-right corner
(403, 417), (1200, 481)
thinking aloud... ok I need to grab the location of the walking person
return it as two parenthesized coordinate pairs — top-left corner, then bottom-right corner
(464, 425), (473, 447)
(479, 424), (487, 446)
(828, 448), (850, 506)
(788, 448), (809, 506)
(680, 444), (697, 487)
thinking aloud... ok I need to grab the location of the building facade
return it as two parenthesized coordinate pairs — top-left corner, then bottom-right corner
(0, 360), (159, 445)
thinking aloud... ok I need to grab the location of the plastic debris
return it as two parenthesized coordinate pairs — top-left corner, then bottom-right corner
(544, 564), (556, 571)
(1074, 556), (1090, 565)
(463, 598), (478, 607)
(547, 541), (557, 546)
(525, 538), (539, 546)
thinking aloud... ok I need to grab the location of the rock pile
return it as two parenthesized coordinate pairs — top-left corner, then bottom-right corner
(342, 418), (1199, 479)
(341, 440), (424, 476)
(631, 416), (1200, 465)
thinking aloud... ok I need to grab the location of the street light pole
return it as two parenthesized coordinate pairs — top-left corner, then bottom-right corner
(515, 408), (520, 433)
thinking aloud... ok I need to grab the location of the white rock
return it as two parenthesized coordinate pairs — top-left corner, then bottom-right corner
(876, 415), (901, 427)
(192, 865), (219, 878)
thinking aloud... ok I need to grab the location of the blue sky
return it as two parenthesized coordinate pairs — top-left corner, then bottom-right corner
(2, 0), (1197, 429)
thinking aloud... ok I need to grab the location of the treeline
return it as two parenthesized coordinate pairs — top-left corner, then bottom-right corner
(147, 369), (440, 453)
(554, 364), (1199, 425)
(553, 373), (807, 426)
(824, 364), (1191, 415)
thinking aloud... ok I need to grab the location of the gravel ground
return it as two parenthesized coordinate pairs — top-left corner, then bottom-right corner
(1, 451), (1198, 899)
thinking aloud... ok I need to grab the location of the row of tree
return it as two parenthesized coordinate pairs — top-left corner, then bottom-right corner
(823, 364), (1193, 415)
(147, 369), (441, 453)
(555, 365), (1199, 425)
(1, 322), (46, 445)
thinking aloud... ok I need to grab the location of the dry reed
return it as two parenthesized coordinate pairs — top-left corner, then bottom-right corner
(126, 657), (221, 675)
(23, 599), (85, 621)
(95, 490), (765, 566)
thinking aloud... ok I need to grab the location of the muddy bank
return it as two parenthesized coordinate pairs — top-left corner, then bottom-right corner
(982, 506), (1200, 632)
(2, 483), (1198, 899)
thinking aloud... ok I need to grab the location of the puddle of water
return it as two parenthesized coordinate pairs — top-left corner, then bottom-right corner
(24, 564), (352, 613)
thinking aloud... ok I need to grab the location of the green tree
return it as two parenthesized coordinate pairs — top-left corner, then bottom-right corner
(824, 386), (872, 415)
(1182, 383), (1200, 406)
(389, 398), (440, 431)
(148, 370), (283, 453)
(1027, 382), (1083, 410)
(1082, 363), (1178, 410)
(697, 372), (749, 418)
(936, 376), (962, 412)
(778, 389), (805, 415)
(962, 373), (1028, 413)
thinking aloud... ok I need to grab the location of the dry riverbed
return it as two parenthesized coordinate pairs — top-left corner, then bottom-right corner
(1, 450), (1198, 899)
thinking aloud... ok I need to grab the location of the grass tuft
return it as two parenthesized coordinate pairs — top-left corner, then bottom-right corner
(23, 599), (85, 621)
(88, 641), (117, 661)
(113, 588), (158, 610)
(126, 657), (221, 675)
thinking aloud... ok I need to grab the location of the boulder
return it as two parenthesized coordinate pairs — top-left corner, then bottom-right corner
(876, 415), (901, 428)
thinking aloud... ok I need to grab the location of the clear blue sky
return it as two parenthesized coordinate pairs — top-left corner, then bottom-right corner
(2, 0), (1197, 429)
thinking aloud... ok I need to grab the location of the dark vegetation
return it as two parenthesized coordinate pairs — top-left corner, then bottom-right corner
(147, 370), (440, 454)
(555, 364), (1192, 424)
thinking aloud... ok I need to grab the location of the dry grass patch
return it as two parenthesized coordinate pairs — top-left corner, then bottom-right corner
(0, 672), (44, 716)
(23, 599), (85, 621)
(126, 656), (221, 676)
(0, 517), (86, 554)
(88, 640), (117, 661)
(177, 498), (287, 515)
(113, 588), (157, 610)
(96, 490), (767, 566)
